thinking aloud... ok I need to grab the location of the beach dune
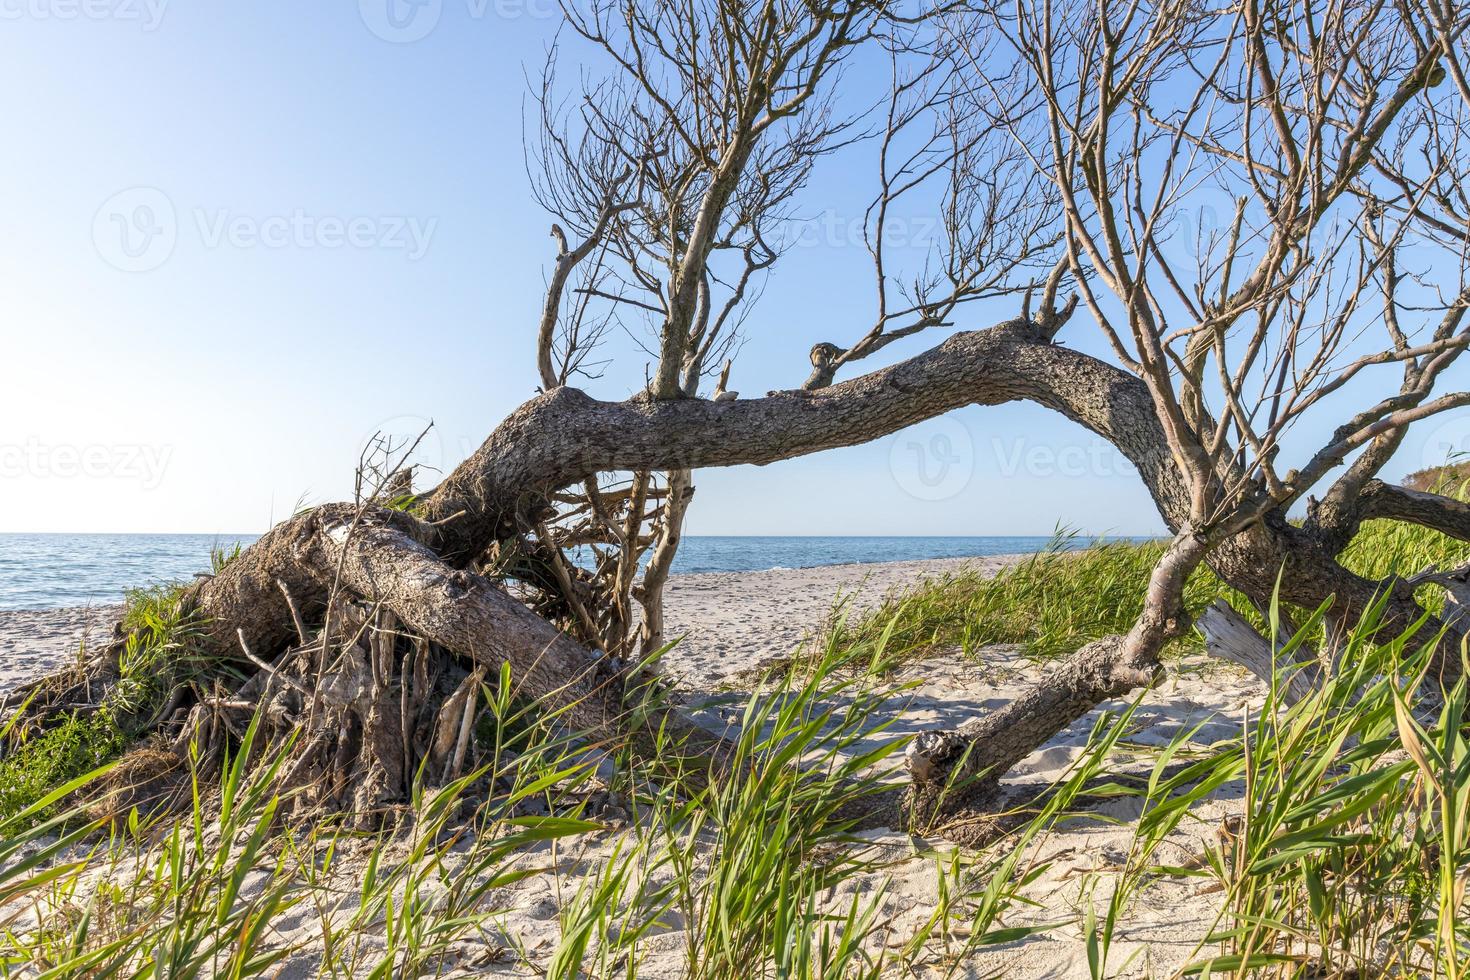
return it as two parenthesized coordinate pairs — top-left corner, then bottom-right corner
(0, 555), (1257, 977)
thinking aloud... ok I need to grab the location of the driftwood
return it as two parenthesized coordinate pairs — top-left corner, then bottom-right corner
(10, 318), (1470, 839)
(1197, 602), (1323, 709)
(10, 0), (1470, 843)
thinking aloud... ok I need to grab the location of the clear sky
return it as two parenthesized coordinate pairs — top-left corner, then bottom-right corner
(0, 1), (1464, 537)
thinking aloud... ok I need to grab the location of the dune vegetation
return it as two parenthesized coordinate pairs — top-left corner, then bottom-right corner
(6, 0), (1470, 969)
(2, 485), (1470, 976)
(836, 472), (1470, 671)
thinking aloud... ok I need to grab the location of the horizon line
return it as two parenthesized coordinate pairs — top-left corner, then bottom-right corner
(0, 530), (1166, 539)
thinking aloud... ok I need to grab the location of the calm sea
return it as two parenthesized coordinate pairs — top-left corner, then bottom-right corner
(0, 533), (1113, 611)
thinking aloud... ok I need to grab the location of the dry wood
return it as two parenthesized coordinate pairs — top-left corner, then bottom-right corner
(9, 0), (1470, 842)
(1198, 602), (1322, 708)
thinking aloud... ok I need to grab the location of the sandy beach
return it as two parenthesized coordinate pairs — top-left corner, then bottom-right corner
(0, 555), (1259, 977)
(0, 604), (122, 695)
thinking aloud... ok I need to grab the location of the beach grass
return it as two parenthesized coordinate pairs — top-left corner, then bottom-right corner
(3, 498), (1470, 974)
(3, 592), (1468, 975)
(0, 644), (1026, 976)
(0, 584), (206, 826)
(832, 484), (1470, 667)
(829, 535), (1241, 665)
(1061, 590), (1470, 978)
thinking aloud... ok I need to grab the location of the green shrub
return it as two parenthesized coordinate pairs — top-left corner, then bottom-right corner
(0, 583), (208, 824)
(0, 711), (125, 824)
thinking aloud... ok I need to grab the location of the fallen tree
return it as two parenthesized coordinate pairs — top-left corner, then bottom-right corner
(8, 0), (1470, 843)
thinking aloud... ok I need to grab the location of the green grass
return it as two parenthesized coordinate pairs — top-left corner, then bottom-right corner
(0, 583), (208, 825)
(835, 494), (1470, 667)
(5, 494), (1470, 975)
(550, 643), (911, 979)
(1136, 594), (1470, 977)
(1343, 516), (1470, 617)
(1, 589), (1469, 974)
(0, 644), (954, 977)
(830, 536), (1238, 664)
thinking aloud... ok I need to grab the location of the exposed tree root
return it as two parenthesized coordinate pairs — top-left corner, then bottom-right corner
(4, 324), (1467, 842)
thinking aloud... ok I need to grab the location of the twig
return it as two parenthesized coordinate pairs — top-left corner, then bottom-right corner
(237, 628), (311, 696)
(277, 579), (311, 646)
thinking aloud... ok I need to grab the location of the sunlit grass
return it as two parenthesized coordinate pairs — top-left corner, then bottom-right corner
(1149, 594), (1470, 977)
(829, 535), (1238, 664)
(0, 632), (1147, 977)
(3, 502), (1470, 976)
(835, 482), (1470, 667)
(0, 586), (210, 826)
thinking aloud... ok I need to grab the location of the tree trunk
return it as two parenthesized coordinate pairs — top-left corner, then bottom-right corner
(9, 319), (1459, 838)
(903, 529), (1208, 839)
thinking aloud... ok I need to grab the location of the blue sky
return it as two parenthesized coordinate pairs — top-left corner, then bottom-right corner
(0, 1), (1463, 536)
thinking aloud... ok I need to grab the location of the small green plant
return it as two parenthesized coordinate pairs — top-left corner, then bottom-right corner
(113, 585), (213, 720)
(1052, 591), (1470, 978)
(209, 542), (242, 574)
(0, 584), (211, 824)
(0, 710), (125, 825)
(834, 534), (1241, 664)
(546, 641), (911, 979)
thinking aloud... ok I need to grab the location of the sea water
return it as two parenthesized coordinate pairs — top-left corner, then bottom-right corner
(0, 533), (1130, 610)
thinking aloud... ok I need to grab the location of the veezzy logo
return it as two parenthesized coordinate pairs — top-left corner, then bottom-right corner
(359, 0), (441, 42)
(93, 187), (437, 271)
(889, 418), (974, 501)
(0, 439), (173, 489)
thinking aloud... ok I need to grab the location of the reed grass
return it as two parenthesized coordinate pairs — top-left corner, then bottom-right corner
(834, 486), (1470, 666)
(1090, 593), (1470, 977)
(2, 507), (1470, 976)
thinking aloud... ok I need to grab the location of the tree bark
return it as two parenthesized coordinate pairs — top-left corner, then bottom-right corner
(1357, 480), (1470, 542)
(390, 317), (1443, 657)
(904, 530), (1208, 837)
(1197, 601), (1322, 707)
(13, 316), (1453, 838)
(301, 508), (722, 757)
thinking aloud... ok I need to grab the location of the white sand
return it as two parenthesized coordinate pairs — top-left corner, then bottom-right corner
(0, 604), (121, 695)
(658, 554), (1022, 687)
(0, 556), (1260, 977)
